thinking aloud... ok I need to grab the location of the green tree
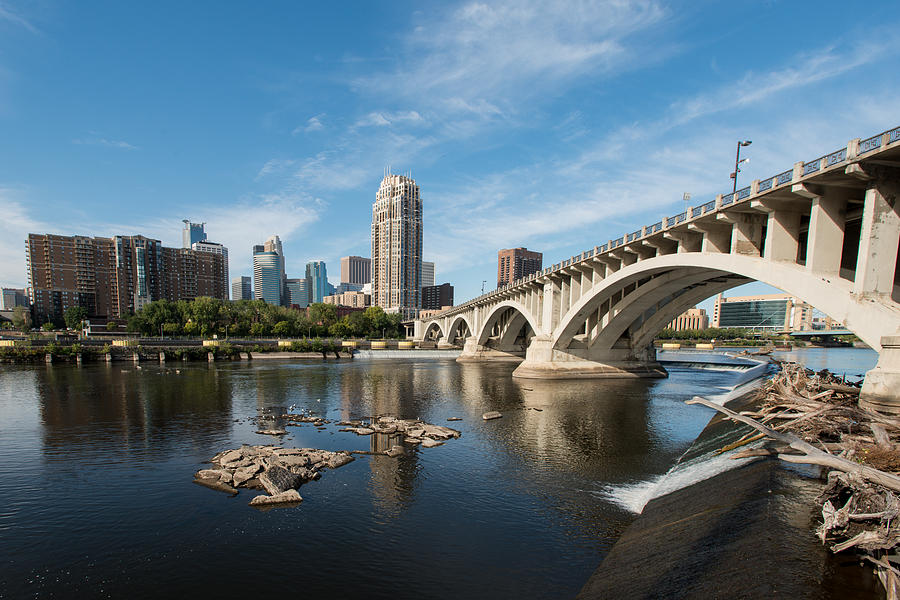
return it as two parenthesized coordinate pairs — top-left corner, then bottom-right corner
(106, 321), (118, 332)
(64, 306), (88, 330)
(42, 322), (55, 332)
(12, 306), (32, 333)
(272, 320), (293, 336)
(307, 303), (337, 328)
(328, 320), (352, 338)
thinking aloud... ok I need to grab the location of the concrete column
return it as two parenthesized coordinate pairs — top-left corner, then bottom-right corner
(805, 189), (845, 276)
(560, 277), (571, 321)
(861, 335), (900, 414)
(763, 210), (801, 262)
(541, 279), (561, 335)
(208, 352), (215, 362)
(159, 351), (166, 363)
(854, 181), (900, 297)
(731, 215), (764, 256)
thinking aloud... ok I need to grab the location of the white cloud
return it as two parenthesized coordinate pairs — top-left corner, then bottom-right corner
(0, 189), (43, 287)
(293, 114), (325, 135)
(0, 2), (37, 33)
(73, 136), (138, 150)
(356, 0), (668, 111)
(354, 110), (424, 128)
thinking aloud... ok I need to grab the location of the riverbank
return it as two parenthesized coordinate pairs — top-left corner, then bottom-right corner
(579, 366), (880, 599)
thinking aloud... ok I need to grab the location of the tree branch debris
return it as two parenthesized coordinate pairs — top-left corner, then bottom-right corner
(687, 362), (900, 597)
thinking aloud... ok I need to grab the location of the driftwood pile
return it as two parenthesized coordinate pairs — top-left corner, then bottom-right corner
(688, 363), (900, 598)
(194, 444), (355, 507)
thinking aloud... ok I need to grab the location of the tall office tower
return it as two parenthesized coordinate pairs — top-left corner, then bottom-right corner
(421, 283), (453, 310)
(340, 256), (371, 285)
(232, 276), (252, 301)
(252, 239), (285, 306)
(371, 173), (422, 320)
(497, 247), (542, 287)
(0, 288), (29, 310)
(191, 240), (229, 294)
(26, 233), (226, 325)
(421, 261), (435, 288)
(182, 220), (207, 248)
(285, 278), (310, 308)
(306, 261), (328, 304)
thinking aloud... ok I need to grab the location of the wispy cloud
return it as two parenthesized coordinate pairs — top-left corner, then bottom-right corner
(293, 114), (325, 135)
(73, 135), (138, 150)
(0, 2), (37, 33)
(0, 188), (43, 286)
(353, 110), (424, 128)
(356, 0), (668, 112)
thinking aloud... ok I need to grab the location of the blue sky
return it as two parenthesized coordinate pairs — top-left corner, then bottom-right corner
(1, 1), (899, 312)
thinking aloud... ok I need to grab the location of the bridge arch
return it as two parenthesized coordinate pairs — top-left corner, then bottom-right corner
(552, 253), (900, 353)
(445, 314), (474, 345)
(423, 321), (444, 342)
(475, 301), (540, 348)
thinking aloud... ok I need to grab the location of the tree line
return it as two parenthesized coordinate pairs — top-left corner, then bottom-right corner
(126, 298), (404, 338)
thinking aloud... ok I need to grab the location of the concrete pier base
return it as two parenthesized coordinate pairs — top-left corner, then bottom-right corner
(456, 338), (524, 363)
(159, 351), (166, 363)
(860, 335), (900, 414)
(511, 335), (667, 380)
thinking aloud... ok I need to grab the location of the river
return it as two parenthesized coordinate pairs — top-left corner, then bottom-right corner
(0, 347), (877, 598)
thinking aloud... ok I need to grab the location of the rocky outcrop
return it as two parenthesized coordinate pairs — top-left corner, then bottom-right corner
(338, 416), (461, 445)
(249, 489), (302, 506)
(195, 444), (355, 507)
(482, 411), (502, 420)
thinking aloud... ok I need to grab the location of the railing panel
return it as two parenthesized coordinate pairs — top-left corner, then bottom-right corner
(826, 148), (846, 167)
(860, 134), (882, 154)
(803, 158), (822, 175)
(775, 170), (793, 186)
(722, 194), (734, 206)
(891, 126), (900, 144)
(737, 186), (751, 200)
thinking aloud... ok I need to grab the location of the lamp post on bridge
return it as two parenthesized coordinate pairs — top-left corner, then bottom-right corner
(731, 140), (752, 194)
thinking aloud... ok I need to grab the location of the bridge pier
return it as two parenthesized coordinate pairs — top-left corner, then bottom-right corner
(511, 335), (667, 379)
(456, 338), (524, 363)
(861, 335), (900, 414)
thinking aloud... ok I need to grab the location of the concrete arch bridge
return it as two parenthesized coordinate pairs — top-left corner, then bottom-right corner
(415, 126), (900, 412)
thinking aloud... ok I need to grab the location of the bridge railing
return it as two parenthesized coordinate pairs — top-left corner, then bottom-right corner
(422, 124), (900, 322)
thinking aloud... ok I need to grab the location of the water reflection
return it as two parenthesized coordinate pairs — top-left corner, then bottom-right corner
(38, 363), (233, 459)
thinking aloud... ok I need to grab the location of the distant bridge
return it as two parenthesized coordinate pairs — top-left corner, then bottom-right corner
(415, 125), (900, 412)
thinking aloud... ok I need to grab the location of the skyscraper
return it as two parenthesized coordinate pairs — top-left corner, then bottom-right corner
(26, 233), (227, 324)
(306, 261), (328, 304)
(192, 240), (229, 294)
(285, 278), (310, 308)
(340, 256), (371, 285)
(182, 220), (207, 248)
(497, 247), (542, 287)
(232, 276), (252, 301)
(372, 173), (422, 320)
(253, 235), (285, 305)
(421, 261), (435, 288)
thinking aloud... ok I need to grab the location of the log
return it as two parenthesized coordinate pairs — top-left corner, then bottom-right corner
(872, 423), (894, 449)
(818, 382), (861, 395)
(687, 396), (900, 493)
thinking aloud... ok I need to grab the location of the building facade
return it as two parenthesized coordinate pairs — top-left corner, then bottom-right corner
(340, 256), (371, 285)
(0, 288), (29, 310)
(372, 173), (423, 320)
(191, 240), (229, 295)
(285, 278), (310, 308)
(26, 233), (227, 325)
(232, 276), (252, 301)
(666, 307), (709, 332)
(182, 220), (207, 248)
(421, 261), (435, 289)
(497, 247), (542, 287)
(323, 291), (371, 308)
(421, 283), (453, 311)
(712, 293), (814, 332)
(253, 237), (285, 306)
(306, 261), (328, 304)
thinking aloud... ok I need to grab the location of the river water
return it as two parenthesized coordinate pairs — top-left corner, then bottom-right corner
(0, 347), (878, 598)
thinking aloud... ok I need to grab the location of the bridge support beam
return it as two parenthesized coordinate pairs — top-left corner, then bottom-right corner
(861, 335), (900, 414)
(457, 337), (524, 362)
(511, 335), (667, 379)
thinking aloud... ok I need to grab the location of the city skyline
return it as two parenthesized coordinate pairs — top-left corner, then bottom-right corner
(1, 2), (899, 308)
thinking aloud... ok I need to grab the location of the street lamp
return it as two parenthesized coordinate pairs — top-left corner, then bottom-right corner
(731, 140), (752, 194)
